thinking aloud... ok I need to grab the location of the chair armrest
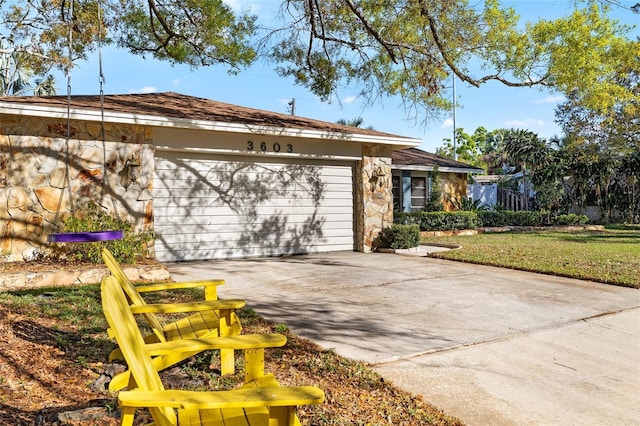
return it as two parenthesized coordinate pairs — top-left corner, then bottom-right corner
(135, 280), (225, 293)
(144, 333), (287, 355)
(130, 299), (245, 314)
(136, 279), (225, 301)
(118, 386), (325, 410)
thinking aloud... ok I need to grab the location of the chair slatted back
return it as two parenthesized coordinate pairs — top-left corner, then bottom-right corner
(101, 276), (177, 425)
(102, 248), (166, 342)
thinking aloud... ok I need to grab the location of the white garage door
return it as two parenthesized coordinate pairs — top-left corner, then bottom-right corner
(153, 152), (354, 262)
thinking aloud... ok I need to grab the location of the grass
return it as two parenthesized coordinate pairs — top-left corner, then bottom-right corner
(0, 284), (461, 425)
(422, 229), (640, 288)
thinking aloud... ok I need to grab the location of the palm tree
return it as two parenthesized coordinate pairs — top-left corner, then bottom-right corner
(0, 38), (56, 96)
(337, 117), (374, 130)
(33, 74), (57, 96)
(502, 129), (549, 206)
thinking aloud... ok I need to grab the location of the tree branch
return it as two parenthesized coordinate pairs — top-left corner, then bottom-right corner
(417, 0), (549, 88)
(343, 0), (397, 63)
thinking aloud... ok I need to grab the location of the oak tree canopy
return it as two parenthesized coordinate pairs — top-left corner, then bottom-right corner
(1, 0), (637, 121)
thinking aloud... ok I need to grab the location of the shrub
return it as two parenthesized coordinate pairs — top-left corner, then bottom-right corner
(375, 224), (420, 249)
(51, 202), (154, 264)
(425, 167), (444, 211)
(555, 214), (589, 225)
(394, 211), (480, 231)
(420, 211), (480, 231)
(397, 210), (589, 230)
(477, 210), (509, 227)
(503, 210), (547, 226)
(450, 197), (489, 212)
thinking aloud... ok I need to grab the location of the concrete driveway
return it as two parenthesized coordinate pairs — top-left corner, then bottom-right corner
(166, 252), (640, 425)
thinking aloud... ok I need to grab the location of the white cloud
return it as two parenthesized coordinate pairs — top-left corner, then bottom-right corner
(223, 0), (262, 12)
(504, 118), (545, 128)
(172, 78), (181, 85)
(341, 95), (357, 104)
(532, 95), (565, 104)
(131, 86), (157, 94)
(440, 118), (453, 128)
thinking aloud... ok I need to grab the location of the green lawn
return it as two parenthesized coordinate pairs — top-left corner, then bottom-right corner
(422, 229), (640, 288)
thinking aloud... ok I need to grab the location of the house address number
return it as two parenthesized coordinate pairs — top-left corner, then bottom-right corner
(247, 141), (293, 153)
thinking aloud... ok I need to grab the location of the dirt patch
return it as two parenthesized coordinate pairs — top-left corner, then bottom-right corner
(0, 285), (463, 425)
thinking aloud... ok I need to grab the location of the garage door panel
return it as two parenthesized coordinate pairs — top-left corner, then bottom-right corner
(154, 204), (353, 218)
(153, 194), (353, 208)
(160, 242), (355, 262)
(154, 164), (351, 185)
(154, 155), (354, 261)
(153, 185), (354, 200)
(155, 160), (352, 176)
(156, 230), (354, 246)
(155, 218), (354, 232)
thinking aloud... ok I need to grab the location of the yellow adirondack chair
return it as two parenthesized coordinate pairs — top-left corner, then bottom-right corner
(101, 275), (325, 426)
(102, 248), (246, 390)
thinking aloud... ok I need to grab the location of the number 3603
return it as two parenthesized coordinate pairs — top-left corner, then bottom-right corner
(247, 141), (293, 153)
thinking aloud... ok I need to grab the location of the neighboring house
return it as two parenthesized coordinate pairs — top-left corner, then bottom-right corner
(0, 92), (420, 262)
(468, 172), (533, 211)
(391, 148), (483, 212)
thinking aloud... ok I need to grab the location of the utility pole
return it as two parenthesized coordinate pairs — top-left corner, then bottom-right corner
(452, 74), (457, 161)
(287, 98), (295, 115)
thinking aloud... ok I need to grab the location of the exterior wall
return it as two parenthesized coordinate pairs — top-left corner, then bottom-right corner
(441, 172), (468, 211)
(355, 143), (393, 252)
(0, 114), (154, 261)
(392, 169), (471, 212)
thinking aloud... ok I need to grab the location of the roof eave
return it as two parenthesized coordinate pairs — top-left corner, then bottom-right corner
(0, 102), (422, 147)
(392, 164), (484, 174)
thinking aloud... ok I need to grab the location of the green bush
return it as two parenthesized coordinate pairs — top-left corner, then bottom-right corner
(52, 202), (154, 264)
(555, 214), (589, 225)
(396, 210), (590, 230)
(502, 210), (547, 226)
(394, 211), (480, 231)
(393, 212), (421, 226)
(477, 210), (509, 227)
(375, 224), (420, 249)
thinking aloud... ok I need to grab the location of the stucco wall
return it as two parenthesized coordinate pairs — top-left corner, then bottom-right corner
(0, 115), (154, 261)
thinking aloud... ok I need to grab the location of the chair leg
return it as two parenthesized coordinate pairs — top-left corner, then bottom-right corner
(120, 406), (136, 426)
(268, 406), (297, 426)
(243, 348), (265, 383)
(220, 348), (235, 376)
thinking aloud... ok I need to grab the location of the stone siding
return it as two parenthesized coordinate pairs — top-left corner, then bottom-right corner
(355, 143), (393, 252)
(0, 115), (154, 261)
(441, 172), (468, 211)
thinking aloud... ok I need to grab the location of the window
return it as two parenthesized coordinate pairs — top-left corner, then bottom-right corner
(410, 177), (426, 211)
(392, 175), (402, 211)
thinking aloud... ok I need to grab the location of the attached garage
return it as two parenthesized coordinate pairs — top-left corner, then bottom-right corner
(153, 152), (355, 261)
(0, 92), (420, 262)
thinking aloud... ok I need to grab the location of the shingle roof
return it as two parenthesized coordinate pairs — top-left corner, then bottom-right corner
(392, 147), (484, 173)
(0, 91), (415, 141)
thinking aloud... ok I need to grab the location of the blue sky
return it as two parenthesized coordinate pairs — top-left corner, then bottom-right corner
(53, 0), (638, 153)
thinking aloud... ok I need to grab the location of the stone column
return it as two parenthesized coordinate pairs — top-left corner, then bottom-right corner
(355, 143), (393, 252)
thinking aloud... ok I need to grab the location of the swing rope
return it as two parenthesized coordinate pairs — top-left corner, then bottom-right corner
(51, 0), (75, 231)
(48, 0), (123, 243)
(98, 2), (108, 200)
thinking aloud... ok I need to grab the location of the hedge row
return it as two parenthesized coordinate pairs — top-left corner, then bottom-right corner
(394, 211), (588, 231)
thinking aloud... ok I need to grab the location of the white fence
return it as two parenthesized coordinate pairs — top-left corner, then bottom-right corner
(467, 182), (497, 208)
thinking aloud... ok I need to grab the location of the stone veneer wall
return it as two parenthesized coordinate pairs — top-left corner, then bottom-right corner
(355, 143), (393, 252)
(441, 172), (469, 211)
(0, 114), (154, 262)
